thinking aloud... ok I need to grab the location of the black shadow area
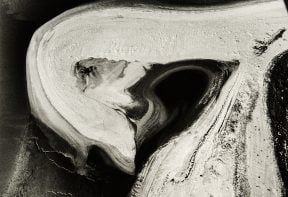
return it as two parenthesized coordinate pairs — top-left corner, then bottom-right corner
(267, 50), (288, 196)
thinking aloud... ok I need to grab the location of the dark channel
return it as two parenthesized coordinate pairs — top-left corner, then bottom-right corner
(267, 50), (288, 196)
(0, 0), (264, 197)
(135, 66), (210, 170)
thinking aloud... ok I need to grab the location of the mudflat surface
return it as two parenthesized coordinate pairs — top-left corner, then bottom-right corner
(0, 0), (284, 196)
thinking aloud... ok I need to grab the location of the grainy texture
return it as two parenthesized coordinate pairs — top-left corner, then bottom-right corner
(0, 3), (30, 194)
(267, 50), (288, 195)
(2, 0), (288, 197)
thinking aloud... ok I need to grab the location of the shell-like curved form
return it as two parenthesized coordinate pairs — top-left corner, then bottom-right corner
(26, 0), (288, 196)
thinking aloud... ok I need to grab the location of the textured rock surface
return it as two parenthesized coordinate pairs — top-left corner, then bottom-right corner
(4, 0), (288, 196)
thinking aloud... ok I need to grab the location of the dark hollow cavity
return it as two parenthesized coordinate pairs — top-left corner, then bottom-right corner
(135, 68), (209, 169)
(132, 59), (238, 170)
(154, 69), (209, 114)
(267, 50), (288, 196)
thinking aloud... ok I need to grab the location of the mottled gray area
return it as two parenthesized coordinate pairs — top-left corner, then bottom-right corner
(0, 3), (29, 194)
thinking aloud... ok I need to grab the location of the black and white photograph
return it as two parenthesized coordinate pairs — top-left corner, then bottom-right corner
(1, 0), (288, 196)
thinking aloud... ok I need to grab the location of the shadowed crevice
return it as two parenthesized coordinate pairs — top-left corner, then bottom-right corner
(267, 50), (288, 196)
(133, 59), (238, 171)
